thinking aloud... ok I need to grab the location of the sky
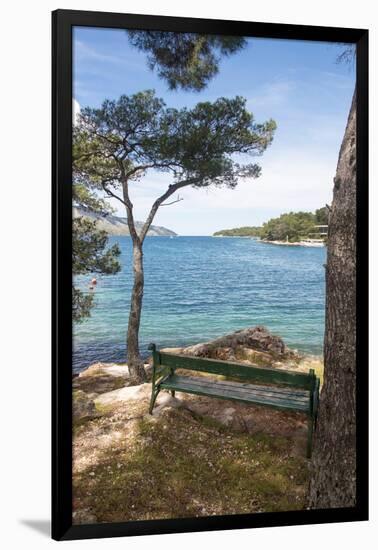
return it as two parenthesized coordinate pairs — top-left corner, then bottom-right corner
(73, 27), (355, 236)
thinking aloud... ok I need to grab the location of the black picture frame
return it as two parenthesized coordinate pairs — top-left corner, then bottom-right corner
(52, 9), (369, 541)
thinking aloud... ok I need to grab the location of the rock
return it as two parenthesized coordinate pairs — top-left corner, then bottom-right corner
(183, 394), (307, 436)
(144, 362), (153, 376)
(72, 509), (97, 524)
(152, 393), (182, 416)
(73, 362), (130, 395)
(173, 396), (240, 429)
(207, 326), (287, 355)
(234, 346), (274, 366)
(162, 326), (299, 364)
(77, 362), (129, 378)
(73, 390), (97, 420)
(216, 407), (237, 427)
(94, 383), (151, 407)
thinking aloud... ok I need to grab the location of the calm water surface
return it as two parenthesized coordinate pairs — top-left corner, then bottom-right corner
(73, 236), (326, 372)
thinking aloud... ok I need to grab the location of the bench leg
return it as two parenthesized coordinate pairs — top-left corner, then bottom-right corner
(307, 415), (314, 458)
(149, 387), (160, 415)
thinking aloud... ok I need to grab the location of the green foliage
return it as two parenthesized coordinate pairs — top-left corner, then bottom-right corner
(261, 212), (321, 242)
(315, 206), (328, 225)
(214, 208), (328, 241)
(73, 183), (114, 215)
(72, 212), (121, 323)
(127, 31), (246, 91)
(72, 287), (94, 323)
(214, 226), (263, 237)
(163, 97), (276, 187)
(73, 91), (173, 193)
(73, 90), (276, 193)
(73, 218), (121, 275)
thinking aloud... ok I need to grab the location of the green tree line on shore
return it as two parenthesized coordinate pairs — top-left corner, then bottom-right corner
(214, 207), (328, 242)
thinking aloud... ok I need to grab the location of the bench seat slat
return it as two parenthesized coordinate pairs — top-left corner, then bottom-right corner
(169, 375), (310, 403)
(160, 374), (310, 412)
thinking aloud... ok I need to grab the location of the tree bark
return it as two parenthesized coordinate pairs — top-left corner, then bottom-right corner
(309, 91), (356, 508)
(127, 241), (147, 382)
(121, 179), (147, 382)
(123, 178), (196, 381)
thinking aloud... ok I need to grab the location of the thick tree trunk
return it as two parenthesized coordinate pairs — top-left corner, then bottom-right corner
(127, 241), (147, 382)
(309, 91), (356, 508)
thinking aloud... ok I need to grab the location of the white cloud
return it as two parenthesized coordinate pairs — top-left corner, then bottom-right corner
(247, 80), (295, 110)
(169, 150), (334, 212)
(74, 39), (143, 71)
(73, 98), (81, 125)
(105, 146), (336, 236)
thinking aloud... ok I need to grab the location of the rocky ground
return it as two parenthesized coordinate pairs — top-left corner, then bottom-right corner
(72, 327), (323, 525)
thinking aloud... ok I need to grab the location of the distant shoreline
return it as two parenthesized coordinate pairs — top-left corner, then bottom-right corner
(212, 235), (325, 247)
(260, 239), (325, 248)
(212, 235), (257, 238)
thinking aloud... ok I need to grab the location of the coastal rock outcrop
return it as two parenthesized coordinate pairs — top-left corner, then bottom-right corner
(160, 326), (301, 368)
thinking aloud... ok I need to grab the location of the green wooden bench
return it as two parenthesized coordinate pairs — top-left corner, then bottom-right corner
(148, 343), (320, 457)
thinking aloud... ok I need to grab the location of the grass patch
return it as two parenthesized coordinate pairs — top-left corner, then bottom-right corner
(299, 359), (324, 386)
(73, 374), (127, 394)
(94, 402), (116, 415)
(73, 406), (308, 523)
(312, 363), (324, 386)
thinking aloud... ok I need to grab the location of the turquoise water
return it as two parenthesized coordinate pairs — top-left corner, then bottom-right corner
(73, 236), (326, 373)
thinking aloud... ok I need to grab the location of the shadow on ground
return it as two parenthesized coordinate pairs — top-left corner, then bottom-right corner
(20, 519), (50, 537)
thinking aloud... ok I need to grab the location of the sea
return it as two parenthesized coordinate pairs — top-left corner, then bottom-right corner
(73, 236), (326, 373)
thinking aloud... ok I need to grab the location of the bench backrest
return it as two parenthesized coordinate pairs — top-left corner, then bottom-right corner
(151, 347), (316, 391)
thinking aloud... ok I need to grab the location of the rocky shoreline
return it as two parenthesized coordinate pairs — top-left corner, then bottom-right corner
(73, 326), (323, 423)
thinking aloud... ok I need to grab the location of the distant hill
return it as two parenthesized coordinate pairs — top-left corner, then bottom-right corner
(73, 207), (177, 237)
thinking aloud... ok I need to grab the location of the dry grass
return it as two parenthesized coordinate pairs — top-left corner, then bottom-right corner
(73, 397), (309, 524)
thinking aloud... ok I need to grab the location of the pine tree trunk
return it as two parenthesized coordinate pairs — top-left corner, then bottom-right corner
(308, 91), (356, 508)
(127, 242), (147, 382)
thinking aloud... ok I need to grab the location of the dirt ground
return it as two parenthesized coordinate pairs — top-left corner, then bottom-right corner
(73, 364), (311, 524)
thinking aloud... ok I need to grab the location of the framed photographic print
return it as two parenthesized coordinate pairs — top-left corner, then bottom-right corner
(52, 9), (368, 541)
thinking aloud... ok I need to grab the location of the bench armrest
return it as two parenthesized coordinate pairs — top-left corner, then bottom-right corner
(149, 343), (171, 386)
